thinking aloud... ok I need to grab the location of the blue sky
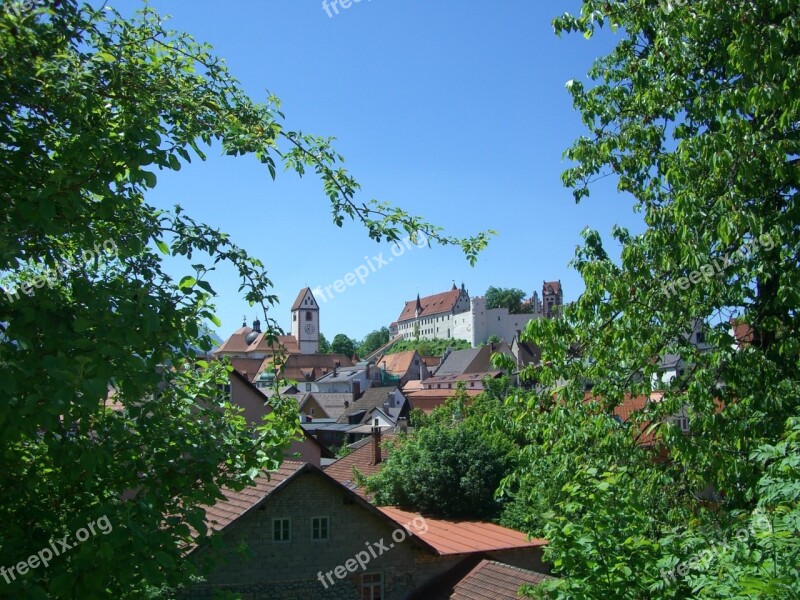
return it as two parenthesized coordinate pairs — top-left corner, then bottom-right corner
(111, 0), (641, 341)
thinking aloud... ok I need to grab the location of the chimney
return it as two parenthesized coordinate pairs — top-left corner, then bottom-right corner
(372, 423), (382, 464)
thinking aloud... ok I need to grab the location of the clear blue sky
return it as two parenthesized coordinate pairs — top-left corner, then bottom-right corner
(111, 0), (641, 341)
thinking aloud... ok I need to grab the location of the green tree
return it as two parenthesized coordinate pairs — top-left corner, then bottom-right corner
(330, 334), (357, 358)
(485, 286), (529, 313)
(366, 387), (517, 519)
(358, 326), (391, 357)
(506, 1), (800, 598)
(0, 2), (491, 596)
(318, 332), (331, 354)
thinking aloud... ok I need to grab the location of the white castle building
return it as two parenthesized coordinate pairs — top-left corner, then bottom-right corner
(396, 281), (563, 347)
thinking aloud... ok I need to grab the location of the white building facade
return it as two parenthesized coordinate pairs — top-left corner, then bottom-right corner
(397, 281), (563, 347)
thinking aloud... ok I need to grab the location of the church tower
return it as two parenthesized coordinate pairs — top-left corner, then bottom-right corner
(291, 287), (319, 354)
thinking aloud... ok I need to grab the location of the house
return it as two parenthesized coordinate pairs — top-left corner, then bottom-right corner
(184, 460), (548, 599)
(376, 350), (428, 387)
(315, 363), (374, 395)
(445, 559), (551, 599)
(509, 332), (541, 369)
(651, 319), (712, 390)
(298, 392), (356, 421)
(227, 369), (333, 467)
(436, 343), (511, 376)
(324, 428), (394, 498)
(300, 421), (362, 453)
(337, 387), (409, 426)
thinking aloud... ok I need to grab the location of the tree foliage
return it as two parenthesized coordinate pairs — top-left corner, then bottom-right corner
(358, 326), (391, 357)
(385, 337), (471, 357)
(485, 286), (530, 313)
(366, 386), (517, 520)
(0, 2), (489, 596)
(504, 1), (800, 598)
(317, 332), (331, 354)
(330, 333), (357, 358)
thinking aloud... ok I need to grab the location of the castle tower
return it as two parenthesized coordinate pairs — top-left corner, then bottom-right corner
(542, 280), (563, 319)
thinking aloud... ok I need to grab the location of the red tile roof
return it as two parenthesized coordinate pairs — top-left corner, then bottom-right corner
(229, 358), (268, 382)
(291, 287), (313, 310)
(378, 507), (547, 556)
(543, 280), (561, 295)
(398, 289), (462, 322)
(380, 350), (418, 376)
(323, 433), (394, 497)
(452, 560), (551, 599)
(202, 461), (306, 534)
(215, 329), (300, 356)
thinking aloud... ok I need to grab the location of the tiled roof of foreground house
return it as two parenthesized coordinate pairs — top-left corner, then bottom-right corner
(450, 559), (551, 599)
(201, 461), (306, 534)
(195, 460), (545, 555)
(378, 507), (547, 556)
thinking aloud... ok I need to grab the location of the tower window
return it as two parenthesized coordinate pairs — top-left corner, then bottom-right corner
(306, 311), (312, 321)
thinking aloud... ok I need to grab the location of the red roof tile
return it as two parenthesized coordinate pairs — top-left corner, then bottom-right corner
(378, 507), (547, 556)
(398, 289), (463, 322)
(323, 433), (394, 497)
(291, 287), (314, 310)
(543, 280), (561, 295)
(202, 461), (306, 534)
(452, 560), (551, 599)
(380, 350), (418, 376)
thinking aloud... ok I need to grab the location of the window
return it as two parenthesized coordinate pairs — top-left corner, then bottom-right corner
(361, 573), (383, 600)
(696, 332), (706, 344)
(306, 383), (312, 392)
(309, 406), (314, 414)
(312, 517), (329, 541)
(306, 311), (312, 321)
(676, 416), (690, 433)
(273, 518), (291, 542)
(293, 313), (297, 321)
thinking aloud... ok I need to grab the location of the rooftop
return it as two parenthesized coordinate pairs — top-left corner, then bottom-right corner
(397, 287), (464, 323)
(451, 560), (551, 599)
(378, 507), (547, 556)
